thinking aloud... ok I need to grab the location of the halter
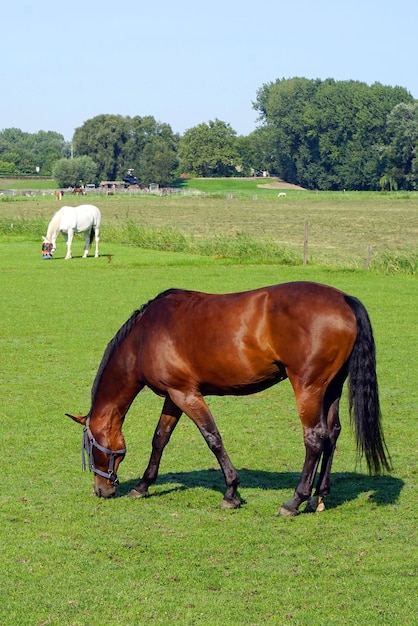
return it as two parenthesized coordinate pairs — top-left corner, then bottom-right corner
(82, 417), (126, 484)
(42, 241), (54, 259)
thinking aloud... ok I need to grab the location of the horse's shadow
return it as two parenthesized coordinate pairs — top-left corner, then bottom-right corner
(118, 468), (403, 510)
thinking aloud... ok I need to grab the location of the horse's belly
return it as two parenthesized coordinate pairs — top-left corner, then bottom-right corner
(185, 357), (287, 396)
(200, 366), (288, 396)
(142, 348), (286, 397)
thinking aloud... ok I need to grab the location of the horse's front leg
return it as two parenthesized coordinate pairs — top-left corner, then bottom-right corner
(168, 388), (241, 509)
(129, 397), (182, 499)
(64, 230), (73, 260)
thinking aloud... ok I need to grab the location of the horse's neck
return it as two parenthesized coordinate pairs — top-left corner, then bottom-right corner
(92, 331), (142, 417)
(45, 212), (62, 242)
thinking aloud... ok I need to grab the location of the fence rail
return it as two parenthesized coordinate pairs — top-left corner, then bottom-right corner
(0, 187), (204, 198)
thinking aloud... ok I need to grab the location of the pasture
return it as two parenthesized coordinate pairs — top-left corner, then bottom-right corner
(0, 180), (417, 270)
(0, 187), (417, 624)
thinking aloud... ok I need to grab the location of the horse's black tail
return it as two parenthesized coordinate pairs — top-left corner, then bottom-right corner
(89, 227), (95, 244)
(345, 295), (392, 474)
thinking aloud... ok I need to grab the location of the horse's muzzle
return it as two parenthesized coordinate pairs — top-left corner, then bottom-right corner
(94, 477), (117, 499)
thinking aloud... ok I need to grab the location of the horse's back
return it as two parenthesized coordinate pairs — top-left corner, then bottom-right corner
(56, 204), (101, 232)
(142, 283), (355, 340)
(73, 204), (101, 229)
(136, 283), (357, 394)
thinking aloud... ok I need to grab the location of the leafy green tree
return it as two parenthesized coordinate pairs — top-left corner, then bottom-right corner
(381, 102), (418, 189)
(73, 114), (179, 184)
(72, 114), (128, 181)
(1, 148), (37, 175)
(137, 136), (179, 186)
(0, 160), (18, 175)
(254, 77), (320, 184)
(32, 131), (67, 174)
(0, 128), (65, 175)
(52, 156), (97, 187)
(379, 173), (399, 191)
(178, 119), (241, 177)
(253, 77), (413, 190)
(0, 128), (26, 150)
(52, 158), (75, 187)
(236, 127), (278, 175)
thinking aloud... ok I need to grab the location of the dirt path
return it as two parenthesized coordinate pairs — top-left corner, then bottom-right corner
(257, 180), (306, 190)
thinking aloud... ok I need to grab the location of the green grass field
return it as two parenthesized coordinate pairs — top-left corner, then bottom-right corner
(0, 177), (57, 190)
(1, 180), (417, 270)
(1, 186), (417, 624)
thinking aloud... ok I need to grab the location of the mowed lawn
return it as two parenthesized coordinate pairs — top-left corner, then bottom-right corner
(0, 195), (417, 624)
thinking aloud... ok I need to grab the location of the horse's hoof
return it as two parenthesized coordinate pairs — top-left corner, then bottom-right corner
(278, 505), (300, 517)
(128, 488), (149, 499)
(305, 496), (326, 513)
(220, 497), (241, 510)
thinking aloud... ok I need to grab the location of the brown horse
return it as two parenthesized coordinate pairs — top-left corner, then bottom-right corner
(67, 282), (391, 516)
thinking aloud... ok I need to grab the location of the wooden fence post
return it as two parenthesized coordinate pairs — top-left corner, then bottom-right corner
(364, 245), (372, 270)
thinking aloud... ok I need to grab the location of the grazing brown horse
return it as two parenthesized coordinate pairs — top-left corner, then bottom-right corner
(67, 282), (391, 515)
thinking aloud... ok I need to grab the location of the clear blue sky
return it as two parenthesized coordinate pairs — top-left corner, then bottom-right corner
(2, 0), (418, 140)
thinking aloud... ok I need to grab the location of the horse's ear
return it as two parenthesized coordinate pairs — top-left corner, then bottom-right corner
(66, 413), (87, 426)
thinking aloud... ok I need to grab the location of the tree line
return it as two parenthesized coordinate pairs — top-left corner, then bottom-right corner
(1, 77), (417, 190)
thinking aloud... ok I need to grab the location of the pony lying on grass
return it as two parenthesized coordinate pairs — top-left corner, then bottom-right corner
(42, 204), (101, 260)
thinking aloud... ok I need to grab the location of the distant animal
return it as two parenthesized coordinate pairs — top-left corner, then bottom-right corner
(54, 190), (64, 201)
(67, 282), (391, 516)
(42, 204), (101, 260)
(73, 186), (85, 195)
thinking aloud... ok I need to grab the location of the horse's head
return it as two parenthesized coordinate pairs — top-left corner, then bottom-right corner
(67, 413), (126, 498)
(41, 238), (54, 260)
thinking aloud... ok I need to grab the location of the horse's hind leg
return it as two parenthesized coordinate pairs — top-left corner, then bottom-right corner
(129, 396), (182, 498)
(279, 383), (327, 516)
(64, 231), (72, 260)
(304, 403), (341, 513)
(168, 388), (241, 509)
(82, 232), (90, 258)
(94, 228), (99, 258)
(305, 375), (345, 513)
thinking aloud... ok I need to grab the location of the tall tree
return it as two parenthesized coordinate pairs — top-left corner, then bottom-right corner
(236, 127), (278, 176)
(52, 156), (98, 187)
(72, 115), (130, 181)
(73, 114), (179, 184)
(0, 128), (65, 175)
(137, 136), (179, 186)
(178, 119), (241, 177)
(253, 78), (413, 190)
(380, 102), (418, 189)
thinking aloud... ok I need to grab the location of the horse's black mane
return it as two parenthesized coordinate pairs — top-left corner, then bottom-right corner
(91, 289), (179, 403)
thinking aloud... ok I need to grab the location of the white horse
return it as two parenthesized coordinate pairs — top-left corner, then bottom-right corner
(42, 205), (101, 260)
